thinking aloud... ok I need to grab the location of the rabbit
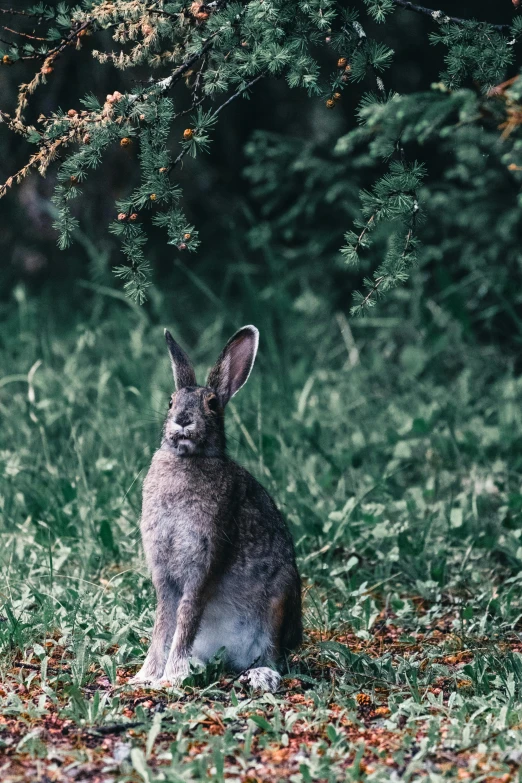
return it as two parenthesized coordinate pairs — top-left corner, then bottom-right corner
(131, 325), (302, 692)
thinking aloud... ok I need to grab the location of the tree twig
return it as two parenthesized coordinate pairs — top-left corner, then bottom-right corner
(390, 0), (511, 31)
(0, 7), (39, 17)
(145, 33), (219, 95)
(212, 72), (264, 117)
(168, 72), (264, 173)
(0, 24), (47, 41)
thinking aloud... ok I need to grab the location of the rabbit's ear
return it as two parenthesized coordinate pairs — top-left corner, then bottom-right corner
(165, 329), (197, 390)
(207, 325), (259, 405)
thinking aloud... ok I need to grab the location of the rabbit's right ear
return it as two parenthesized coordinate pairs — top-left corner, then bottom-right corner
(207, 325), (259, 406)
(164, 330), (197, 390)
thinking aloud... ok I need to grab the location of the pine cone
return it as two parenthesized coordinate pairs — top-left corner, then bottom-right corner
(190, 2), (209, 19)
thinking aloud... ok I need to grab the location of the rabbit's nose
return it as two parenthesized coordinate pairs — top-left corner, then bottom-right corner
(175, 414), (192, 427)
(172, 419), (196, 436)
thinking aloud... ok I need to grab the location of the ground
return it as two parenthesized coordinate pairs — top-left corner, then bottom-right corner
(1, 286), (522, 782)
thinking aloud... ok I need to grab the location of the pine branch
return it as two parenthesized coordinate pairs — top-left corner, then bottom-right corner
(144, 5), (178, 20)
(390, 0), (511, 31)
(357, 221), (416, 311)
(0, 25), (47, 41)
(353, 215), (375, 256)
(342, 18), (389, 92)
(0, 35), (33, 51)
(0, 37), (238, 199)
(212, 73), (264, 117)
(0, 136), (68, 198)
(0, 7), (39, 17)
(168, 73), (264, 171)
(0, 108), (29, 136)
(147, 34), (219, 95)
(358, 275), (385, 308)
(110, 71), (265, 302)
(41, 20), (93, 60)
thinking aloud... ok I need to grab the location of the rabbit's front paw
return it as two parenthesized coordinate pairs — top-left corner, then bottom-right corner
(129, 660), (164, 686)
(240, 667), (281, 692)
(161, 655), (190, 686)
(129, 672), (151, 686)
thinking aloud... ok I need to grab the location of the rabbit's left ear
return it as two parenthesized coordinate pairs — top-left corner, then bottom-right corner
(207, 325), (259, 405)
(165, 329), (197, 390)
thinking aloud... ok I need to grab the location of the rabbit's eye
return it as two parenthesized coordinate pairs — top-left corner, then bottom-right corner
(207, 395), (218, 412)
(168, 398), (173, 409)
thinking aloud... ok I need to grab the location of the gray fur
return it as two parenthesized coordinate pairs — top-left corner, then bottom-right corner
(131, 325), (302, 690)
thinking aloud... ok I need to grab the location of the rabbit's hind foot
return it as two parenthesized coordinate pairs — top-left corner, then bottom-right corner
(240, 667), (281, 692)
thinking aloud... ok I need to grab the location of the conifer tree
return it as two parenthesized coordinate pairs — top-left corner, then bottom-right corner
(1, 1), (521, 311)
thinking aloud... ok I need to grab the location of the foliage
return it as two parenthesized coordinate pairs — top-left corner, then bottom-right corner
(1, 1), (521, 309)
(244, 72), (522, 330)
(2, 279), (522, 779)
(340, 159), (424, 315)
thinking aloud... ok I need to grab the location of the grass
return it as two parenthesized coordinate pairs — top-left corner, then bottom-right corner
(1, 277), (522, 782)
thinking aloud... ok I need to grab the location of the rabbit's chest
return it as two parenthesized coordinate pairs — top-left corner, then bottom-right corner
(140, 453), (232, 582)
(141, 487), (217, 580)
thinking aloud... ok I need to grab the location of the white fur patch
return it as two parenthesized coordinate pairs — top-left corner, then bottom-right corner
(191, 591), (272, 671)
(240, 667), (281, 692)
